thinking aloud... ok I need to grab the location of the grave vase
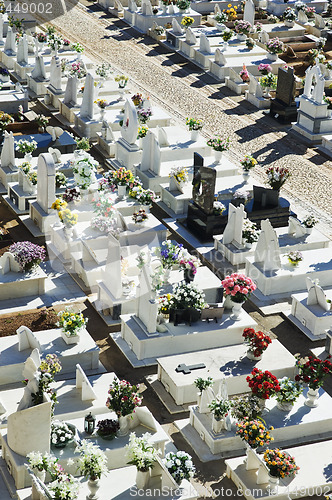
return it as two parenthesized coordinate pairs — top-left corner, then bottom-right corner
(284, 20), (294, 27)
(140, 204), (151, 214)
(276, 400), (293, 412)
(61, 329), (80, 344)
(136, 469), (150, 490)
(176, 179), (185, 193)
(268, 473), (279, 494)
(214, 150), (223, 163)
(242, 171), (250, 183)
(118, 184), (127, 199)
(223, 294), (233, 309)
(244, 241), (253, 249)
(305, 226), (313, 234)
(268, 52), (278, 61)
(304, 387), (319, 408)
(246, 348), (262, 361)
(258, 398), (266, 410)
(63, 225), (74, 239)
(230, 300), (244, 320)
(87, 478), (100, 500)
(118, 414), (130, 436)
(190, 130), (199, 142)
(212, 415), (226, 433)
(34, 469), (46, 482)
(24, 152), (33, 162)
(237, 33), (247, 41)
(100, 108), (106, 121)
(222, 41), (229, 51)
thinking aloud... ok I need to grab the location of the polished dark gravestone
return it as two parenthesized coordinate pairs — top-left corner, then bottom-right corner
(14, 131), (76, 158)
(270, 66), (298, 123)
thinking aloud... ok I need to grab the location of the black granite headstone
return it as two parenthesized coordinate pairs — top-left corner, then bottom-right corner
(192, 162), (216, 216)
(270, 67), (298, 123)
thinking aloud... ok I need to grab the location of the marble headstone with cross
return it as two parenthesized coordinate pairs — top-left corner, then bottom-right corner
(80, 72), (95, 120)
(254, 219), (281, 271)
(140, 130), (161, 175)
(135, 263), (158, 334)
(121, 98), (139, 145)
(222, 203), (246, 248)
(1, 131), (16, 170)
(306, 277), (330, 311)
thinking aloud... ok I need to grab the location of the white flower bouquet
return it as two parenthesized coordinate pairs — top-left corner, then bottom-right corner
(75, 440), (108, 480)
(126, 432), (157, 471)
(26, 451), (57, 472)
(163, 451), (195, 484)
(51, 420), (75, 447)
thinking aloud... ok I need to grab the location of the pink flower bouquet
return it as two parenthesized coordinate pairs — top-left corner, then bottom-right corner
(221, 273), (256, 303)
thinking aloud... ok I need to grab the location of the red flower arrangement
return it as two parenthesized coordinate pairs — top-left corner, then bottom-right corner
(295, 355), (332, 390)
(246, 368), (280, 399)
(221, 273), (256, 303)
(242, 328), (272, 358)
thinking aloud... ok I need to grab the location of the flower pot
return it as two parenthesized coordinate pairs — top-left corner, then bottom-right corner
(246, 348), (262, 361)
(242, 171), (250, 183)
(24, 152), (33, 162)
(244, 241), (253, 249)
(284, 20), (294, 27)
(268, 473), (279, 494)
(304, 387), (319, 408)
(276, 401), (293, 412)
(61, 329), (80, 345)
(305, 227), (313, 234)
(87, 478), (100, 500)
(268, 53), (278, 61)
(230, 301), (243, 320)
(100, 108), (106, 121)
(117, 184), (127, 199)
(34, 469), (46, 482)
(118, 414), (130, 436)
(237, 33), (247, 41)
(140, 204), (150, 213)
(63, 226), (74, 240)
(0, 74), (10, 83)
(212, 416), (226, 433)
(183, 268), (195, 283)
(214, 150), (223, 163)
(223, 294), (233, 310)
(221, 41), (229, 51)
(136, 469), (150, 490)
(190, 130), (199, 142)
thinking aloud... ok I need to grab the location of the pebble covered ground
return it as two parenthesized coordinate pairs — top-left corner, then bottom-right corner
(41, 0), (332, 236)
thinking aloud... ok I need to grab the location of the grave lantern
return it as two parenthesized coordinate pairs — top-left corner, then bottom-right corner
(84, 412), (95, 434)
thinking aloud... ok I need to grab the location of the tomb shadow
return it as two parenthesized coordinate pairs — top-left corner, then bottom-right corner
(323, 463), (332, 481)
(309, 259), (332, 272)
(219, 356), (254, 376)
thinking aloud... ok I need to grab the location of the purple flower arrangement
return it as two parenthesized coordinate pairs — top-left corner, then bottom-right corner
(62, 187), (81, 203)
(258, 63), (272, 75)
(154, 240), (183, 269)
(9, 241), (46, 272)
(137, 108), (152, 124)
(266, 37), (283, 54)
(0, 67), (10, 76)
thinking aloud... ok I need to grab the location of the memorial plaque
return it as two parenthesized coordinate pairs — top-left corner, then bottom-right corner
(192, 163), (216, 215)
(275, 67), (296, 106)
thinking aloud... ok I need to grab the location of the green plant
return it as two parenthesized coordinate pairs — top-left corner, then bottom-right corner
(75, 136), (90, 151)
(186, 117), (203, 131)
(177, 0), (190, 9)
(275, 377), (302, 405)
(208, 398), (230, 418)
(194, 377), (213, 394)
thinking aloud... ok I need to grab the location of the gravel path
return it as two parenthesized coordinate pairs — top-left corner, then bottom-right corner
(40, 1), (332, 235)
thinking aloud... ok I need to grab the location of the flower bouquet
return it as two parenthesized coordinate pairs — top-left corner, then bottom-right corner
(283, 7), (296, 21)
(128, 177), (143, 198)
(230, 394), (262, 421)
(51, 198), (67, 211)
(136, 188), (156, 206)
(48, 473), (79, 500)
(225, 3), (237, 20)
(154, 240), (183, 269)
(275, 377), (302, 410)
(75, 440), (108, 480)
(207, 136), (230, 151)
(48, 33), (63, 51)
(222, 28), (233, 42)
(0, 111), (14, 131)
(170, 282), (206, 315)
(233, 188), (251, 204)
(96, 419), (119, 439)
(71, 42), (84, 53)
(194, 376), (213, 394)
(75, 136), (90, 151)
(27, 172), (37, 186)
(246, 368), (280, 400)
(221, 273), (256, 303)
(259, 72), (278, 90)
(62, 187), (81, 203)
(91, 216), (116, 234)
(215, 11), (227, 23)
(137, 125), (149, 139)
(266, 166), (290, 190)
(302, 215), (318, 229)
(27, 451), (57, 473)
(94, 98), (109, 109)
(16, 139), (37, 155)
(106, 378), (142, 417)
(114, 75), (129, 88)
(132, 209), (148, 224)
(96, 62), (112, 79)
(181, 16), (194, 27)
(108, 167), (134, 187)
(51, 420), (75, 448)
(242, 327), (272, 359)
(169, 166), (189, 190)
(179, 249), (201, 282)
(234, 19), (251, 35)
(236, 417), (273, 449)
(242, 219), (259, 245)
(9, 241), (46, 272)
(266, 37), (283, 54)
(186, 117), (203, 131)
(92, 192), (116, 218)
(137, 108), (152, 124)
(295, 355), (332, 390)
(323, 95), (332, 109)
(57, 307), (87, 337)
(213, 201), (226, 216)
(58, 208), (78, 228)
(158, 293), (173, 317)
(72, 154), (98, 190)
(258, 63), (272, 75)
(126, 432), (157, 471)
(34, 32), (48, 44)
(263, 449), (299, 478)
(177, 0), (190, 10)
(240, 155), (257, 171)
(131, 93), (143, 107)
(287, 250), (303, 266)
(164, 451), (195, 484)
(55, 172), (67, 188)
(208, 398), (230, 418)
(69, 61), (86, 79)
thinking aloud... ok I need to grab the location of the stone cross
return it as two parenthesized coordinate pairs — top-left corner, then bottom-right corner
(4, 26), (16, 55)
(80, 72), (95, 120)
(215, 48), (226, 66)
(172, 18), (183, 35)
(136, 263), (158, 334)
(186, 27), (197, 45)
(306, 277), (330, 311)
(175, 362), (206, 374)
(157, 126), (169, 146)
(200, 33), (211, 53)
(17, 34), (29, 65)
(49, 55), (62, 93)
(121, 98), (139, 144)
(63, 75), (79, 106)
(31, 54), (47, 81)
(0, 131), (16, 170)
(243, 0), (255, 27)
(36, 153), (56, 214)
(255, 219), (281, 271)
(140, 130), (161, 174)
(104, 234), (122, 299)
(223, 203), (246, 246)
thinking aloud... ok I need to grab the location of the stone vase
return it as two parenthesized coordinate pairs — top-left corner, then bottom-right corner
(246, 348), (262, 361)
(214, 150), (223, 163)
(268, 53), (278, 61)
(164, 268), (171, 283)
(87, 478), (100, 500)
(305, 227), (313, 234)
(237, 33), (247, 41)
(284, 20), (294, 27)
(223, 294), (233, 310)
(136, 469), (150, 490)
(61, 329), (80, 345)
(100, 108), (106, 121)
(118, 414), (130, 436)
(34, 469), (46, 482)
(242, 171), (250, 183)
(230, 300), (243, 320)
(24, 152), (33, 162)
(268, 473), (279, 494)
(212, 416), (226, 433)
(276, 400), (293, 412)
(117, 184), (127, 198)
(304, 387), (319, 408)
(63, 226), (74, 239)
(190, 130), (199, 142)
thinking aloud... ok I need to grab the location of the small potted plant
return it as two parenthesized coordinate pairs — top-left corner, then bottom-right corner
(221, 273), (256, 320)
(246, 368), (280, 408)
(177, 0), (190, 12)
(75, 440), (108, 498)
(208, 398), (230, 433)
(132, 208), (148, 226)
(154, 240), (183, 281)
(259, 72), (278, 97)
(169, 165), (189, 193)
(242, 219), (259, 248)
(266, 165), (290, 190)
(295, 354), (332, 407)
(57, 307), (88, 344)
(214, 11), (227, 31)
(234, 20), (251, 40)
(232, 188), (251, 207)
(207, 136), (230, 163)
(57, 208), (78, 237)
(0, 66), (10, 83)
(75, 136), (90, 152)
(69, 61), (86, 79)
(240, 155), (257, 180)
(9, 241), (46, 273)
(157, 293), (173, 320)
(275, 377), (302, 411)
(221, 28), (233, 45)
(137, 108), (152, 124)
(137, 125), (149, 146)
(242, 327), (272, 360)
(169, 282), (206, 325)
(136, 188), (156, 209)
(186, 117), (203, 141)
(181, 15), (194, 28)
(236, 417), (273, 454)
(62, 187), (81, 203)
(15, 138), (38, 162)
(48, 471), (79, 500)
(263, 448), (299, 489)
(51, 420), (75, 448)
(115, 74), (129, 89)
(302, 215), (318, 234)
(71, 41), (84, 60)
(131, 93), (143, 107)
(266, 37), (284, 60)
(105, 378), (142, 435)
(283, 7), (296, 26)
(126, 432), (158, 490)
(287, 250), (303, 267)
(163, 451), (195, 484)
